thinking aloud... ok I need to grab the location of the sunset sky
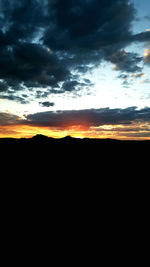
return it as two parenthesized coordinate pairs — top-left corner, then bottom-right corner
(0, 0), (150, 139)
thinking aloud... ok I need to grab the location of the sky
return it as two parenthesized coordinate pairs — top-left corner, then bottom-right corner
(0, 0), (150, 139)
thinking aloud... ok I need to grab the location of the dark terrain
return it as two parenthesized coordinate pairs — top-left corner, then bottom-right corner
(1, 134), (149, 204)
(1, 133), (150, 151)
(1, 134), (149, 165)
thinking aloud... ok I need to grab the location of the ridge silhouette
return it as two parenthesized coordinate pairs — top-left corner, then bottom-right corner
(0, 134), (149, 194)
(1, 133), (150, 145)
(0, 134), (149, 161)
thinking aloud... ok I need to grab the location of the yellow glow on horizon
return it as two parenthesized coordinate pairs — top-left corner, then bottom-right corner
(0, 125), (67, 139)
(0, 123), (150, 140)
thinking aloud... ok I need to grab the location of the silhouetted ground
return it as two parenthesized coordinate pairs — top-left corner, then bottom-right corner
(1, 134), (149, 214)
(1, 133), (150, 145)
(1, 134), (149, 166)
(1, 133), (150, 150)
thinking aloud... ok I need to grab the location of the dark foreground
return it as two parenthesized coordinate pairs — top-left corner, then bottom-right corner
(1, 134), (149, 164)
(1, 133), (150, 150)
(1, 135), (149, 212)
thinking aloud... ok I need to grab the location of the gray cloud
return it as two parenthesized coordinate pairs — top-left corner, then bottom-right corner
(61, 79), (93, 92)
(132, 31), (150, 43)
(0, 43), (70, 87)
(0, 81), (8, 92)
(0, 112), (21, 126)
(0, 0), (150, 103)
(0, 94), (29, 104)
(1, 107), (150, 140)
(39, 101), (55, 107)
(24, 107), (150, 128)
(108, 49), (142, 73)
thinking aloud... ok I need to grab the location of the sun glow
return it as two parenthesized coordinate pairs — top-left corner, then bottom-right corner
(144, 49), (150, 58)
(1, 123), (150, 140)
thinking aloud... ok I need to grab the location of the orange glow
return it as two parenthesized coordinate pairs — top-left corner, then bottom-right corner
(0, 125), (67, 139)
(0, 123), (150, 140)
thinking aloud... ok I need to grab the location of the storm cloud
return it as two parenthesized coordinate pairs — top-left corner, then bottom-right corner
(0, 0), (150, 103)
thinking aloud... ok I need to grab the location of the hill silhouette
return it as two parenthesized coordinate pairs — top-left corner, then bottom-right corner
(1, 133), (150, 146)
(0, 134), (149, 202)
(1, 134), (149, 161)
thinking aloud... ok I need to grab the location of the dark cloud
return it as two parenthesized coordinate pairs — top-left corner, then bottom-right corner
(44, 0), (149, 74)
(0, 94), (29, 104)
(119, 131), (150, 138)
(39, 101), (55, 107)
(61, 80), (80, 92)
(44, 0), (139, 75)
(0, 42), (71, 103)
(61, 79), (93, 92)
(0, 0), (71, 101)
(24, 107), (150, 128)
(0, 0), (48, 43)
(0, 43), (70, 86)
(1, 107), (150, 139)
(0, 81), (8, 92)
(45, 0), (134, 50)
(0, 112), (21, 126)
(108, 50), (142, 73)
(132, 31), (150, 43)
(0, 0), (150, 103)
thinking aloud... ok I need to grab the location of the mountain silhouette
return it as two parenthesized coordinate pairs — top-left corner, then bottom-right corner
(1, 133), (150, 146)
(1, 134), (149, 200)
(1, 134), (149, 158)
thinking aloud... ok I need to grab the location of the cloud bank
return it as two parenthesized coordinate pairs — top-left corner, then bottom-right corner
(1, 106), (150, 127)
(1, 106), (150, 139)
